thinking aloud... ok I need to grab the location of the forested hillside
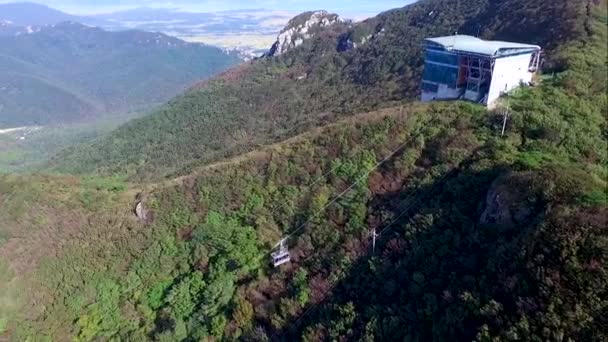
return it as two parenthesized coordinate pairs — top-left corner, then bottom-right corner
(0, 22), (240, 128)
(51, 0), (596, 181)
(1, 0), (606, 340)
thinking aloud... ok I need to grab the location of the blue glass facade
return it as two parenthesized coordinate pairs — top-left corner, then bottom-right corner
(422, 63), (459, 87)
(422, 49), (460, 89)
(425, 50), (459, 65)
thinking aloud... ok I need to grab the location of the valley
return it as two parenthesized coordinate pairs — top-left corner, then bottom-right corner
(0, 8), (242, 174)
(0, 0), (606, 341)
(92, 8), (293, 59)
(0, 116), (141, 173)
(182, 34), (278, 59)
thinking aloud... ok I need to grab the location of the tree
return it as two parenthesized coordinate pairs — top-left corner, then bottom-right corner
(198, 269), (236, 321)
(232, 297), (255, 336)
(293, 269), (311, 306)
(166, 272), (205, 319)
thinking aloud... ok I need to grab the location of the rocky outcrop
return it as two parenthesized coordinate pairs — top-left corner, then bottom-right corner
(479, 172), (542, 229)
(338, 25), (384, 52)
(265, 11), (341, 57)
(135, 201), (150, 223)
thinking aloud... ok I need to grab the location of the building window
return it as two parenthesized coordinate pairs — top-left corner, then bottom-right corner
(425, 50), (459, 65)
(423, 63), (458, 87)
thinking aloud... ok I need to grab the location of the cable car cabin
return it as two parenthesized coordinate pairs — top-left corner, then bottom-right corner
(271, 250), (291, 267)
(420, 35), (541, 109)
(271, 238), (290, 267)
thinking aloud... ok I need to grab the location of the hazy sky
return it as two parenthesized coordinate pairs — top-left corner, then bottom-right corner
(1, 1), (414, 17)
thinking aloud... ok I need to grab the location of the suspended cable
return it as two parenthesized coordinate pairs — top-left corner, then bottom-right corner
(269, 159), (465, 339)
(282, 139), (411, 240)
(264, 138), (413, 266)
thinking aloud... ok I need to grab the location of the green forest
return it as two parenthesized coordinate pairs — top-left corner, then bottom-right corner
(0, 0), (606, 341)
(50, 0), (593, 182)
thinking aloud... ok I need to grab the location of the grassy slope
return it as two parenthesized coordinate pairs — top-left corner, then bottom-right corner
(50, 0), (589, 182)
(0, 0), (605, 340)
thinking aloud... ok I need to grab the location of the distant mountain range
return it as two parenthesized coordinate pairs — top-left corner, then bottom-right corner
(0, 2), (81, 25)
(0, 19), (240, 128)
(0, 2), (292, 57)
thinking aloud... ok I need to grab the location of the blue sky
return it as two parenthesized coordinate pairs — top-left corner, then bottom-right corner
(0, 1), (414, 17)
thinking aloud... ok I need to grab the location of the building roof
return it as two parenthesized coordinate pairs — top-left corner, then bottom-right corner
(425, 35), (540, 57)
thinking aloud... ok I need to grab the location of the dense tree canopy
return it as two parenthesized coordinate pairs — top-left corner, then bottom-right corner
(50, 0), (593, 182)
(0, 0), (606, 341)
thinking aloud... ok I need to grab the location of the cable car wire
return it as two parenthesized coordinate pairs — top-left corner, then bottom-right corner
(269, 162), (463, 339)
(264, 138), (413, 262)
(281, 139), (412, 241)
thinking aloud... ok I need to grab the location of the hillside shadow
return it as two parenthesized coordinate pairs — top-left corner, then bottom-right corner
(270, 163), (517, 341)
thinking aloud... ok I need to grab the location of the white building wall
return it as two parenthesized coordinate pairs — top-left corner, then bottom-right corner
(487, 53), (535, 108)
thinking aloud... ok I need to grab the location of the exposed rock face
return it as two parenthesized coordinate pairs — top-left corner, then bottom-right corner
(265, 10), (341, 57)
(337, 23), (385, 52)
(135, 202), (149, 222)
(479, 172), (542, 229)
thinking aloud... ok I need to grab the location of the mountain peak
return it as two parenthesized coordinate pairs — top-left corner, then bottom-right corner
(284, 10), (340, 30)
(0, 1), (78, 26)
(0, 1), (53, 9)
(265, 10), (342, 57)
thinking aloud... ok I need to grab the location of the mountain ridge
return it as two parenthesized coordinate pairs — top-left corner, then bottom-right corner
(0, 21), (240, 128)
(50, 0), (591, 181)
(0, 2), (82, 25)
(0, 2), (294, 57)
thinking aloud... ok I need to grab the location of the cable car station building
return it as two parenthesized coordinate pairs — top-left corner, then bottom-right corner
(420, 35), (541, 108)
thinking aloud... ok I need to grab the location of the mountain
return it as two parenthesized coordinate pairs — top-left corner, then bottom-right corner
(265, 10), (342, 57)
(0, 21), (241, 128)
(51, 0), (596, 181)
(0, 2), (80, 26)
(0, 2), (292, 58)
(0, 0), (606, 340)
(0, 20), (27, 36)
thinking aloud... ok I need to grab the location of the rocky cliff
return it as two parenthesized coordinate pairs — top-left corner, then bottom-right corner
(265, 10), (342, 56)
(479, 172), (542, 229)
